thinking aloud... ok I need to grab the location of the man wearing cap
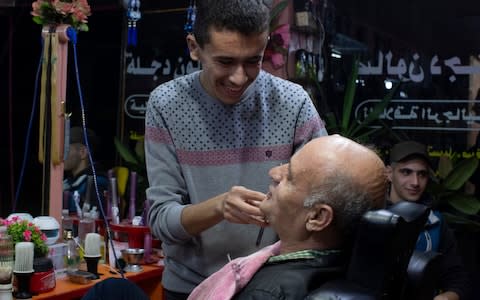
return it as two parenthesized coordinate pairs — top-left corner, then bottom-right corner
(386, 141), (470, 300)
(63, 127), (109, 214)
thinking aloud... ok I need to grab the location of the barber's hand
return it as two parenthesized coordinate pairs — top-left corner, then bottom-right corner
(220, 186), (267, 226)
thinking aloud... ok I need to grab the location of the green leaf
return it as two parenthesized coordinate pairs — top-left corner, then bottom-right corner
(341, 60), (358, 131)
(269, 0), (288, 31)
(437, 155), (453, 180)
(443, 157), (479, 190)
(32, 16), (44, 25)
(349, 82), (397, 137)
(114, 137), (139, 165)
(324, 112), (339, 132)
(352, 127), (381, 143)
(447, 194), (480, 215)
(442, 212), (480, 232)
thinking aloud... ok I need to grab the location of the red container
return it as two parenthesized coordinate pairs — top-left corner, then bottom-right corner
(30, 257), (56, 294)
(110, 222), (150, 248)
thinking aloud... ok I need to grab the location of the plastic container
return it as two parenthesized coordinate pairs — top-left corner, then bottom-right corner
(47, 243), (67, 275)
(78, 213), (95, 244)
(30, 257), (55, 294)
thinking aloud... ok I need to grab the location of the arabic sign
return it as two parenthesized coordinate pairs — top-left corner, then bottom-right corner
(358, 51), (480, 83)
(428, 147), (480, 160)
(126, 52), (201, 79)
(125, 94), (149, 119)
(355, 99), (480, 131)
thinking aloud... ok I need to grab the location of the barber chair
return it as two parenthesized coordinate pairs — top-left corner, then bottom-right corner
(306, 201), (439, 300)
(404, 250), (442, 300)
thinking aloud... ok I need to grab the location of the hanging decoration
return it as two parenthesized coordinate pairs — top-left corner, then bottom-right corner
(184, 0), (196, 34)
(127, 0), (142, 47)
(30, 0), (91, 220)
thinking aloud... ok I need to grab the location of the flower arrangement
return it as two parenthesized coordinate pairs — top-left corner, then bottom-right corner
(31, 0), (92, 32)
(1, 217), (48, 257)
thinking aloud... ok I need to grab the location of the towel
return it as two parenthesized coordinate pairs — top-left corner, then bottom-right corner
(187, 241), (282, 300)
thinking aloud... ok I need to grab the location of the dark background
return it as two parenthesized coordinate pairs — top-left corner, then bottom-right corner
(0, 0), (479, 293)
(2, 0), (480, 217)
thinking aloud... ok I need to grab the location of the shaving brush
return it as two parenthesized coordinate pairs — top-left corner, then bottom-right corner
(13, 242), (34, 300)
(84, 233), (101, 279)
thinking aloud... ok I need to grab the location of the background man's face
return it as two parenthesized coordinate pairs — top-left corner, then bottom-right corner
(388, 158), (429, 202)
(64, 143), (84, 172)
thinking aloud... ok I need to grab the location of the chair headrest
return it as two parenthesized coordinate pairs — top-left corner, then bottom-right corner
(346, 202), (430, 298)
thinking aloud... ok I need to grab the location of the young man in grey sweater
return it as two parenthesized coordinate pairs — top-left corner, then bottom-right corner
(145, 1), (327, 298)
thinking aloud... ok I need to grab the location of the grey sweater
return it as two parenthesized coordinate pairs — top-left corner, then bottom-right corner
(145, 70), (327, 293)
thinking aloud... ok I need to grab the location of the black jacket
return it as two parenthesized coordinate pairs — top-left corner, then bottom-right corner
(233, 252), (346, 300)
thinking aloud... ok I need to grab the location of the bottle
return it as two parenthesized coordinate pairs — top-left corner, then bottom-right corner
(78, 212), (95, 245)
(61, 209), (73, 240)
(64, 230), (80, 273)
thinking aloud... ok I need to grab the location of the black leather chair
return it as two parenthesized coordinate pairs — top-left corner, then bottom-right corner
(306, 201), (435, 300)
(404, 250), (442, 300)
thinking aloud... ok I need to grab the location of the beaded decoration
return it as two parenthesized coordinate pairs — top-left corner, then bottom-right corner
(184, 0), (196, 34)
(127, 0), (141, 47)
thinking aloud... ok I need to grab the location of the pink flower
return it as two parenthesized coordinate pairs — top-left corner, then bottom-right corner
(41, 233), (47, 242)
(23, 230), (32, 242)
(31, 0), (91, 31)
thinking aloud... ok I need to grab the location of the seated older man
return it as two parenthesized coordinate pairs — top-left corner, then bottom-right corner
(188, 135), (387, 300)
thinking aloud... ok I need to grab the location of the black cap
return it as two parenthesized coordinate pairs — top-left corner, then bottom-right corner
(69, 127), (98, 145)
(390, 141), (431, 166)
(69, 127), (99, 155)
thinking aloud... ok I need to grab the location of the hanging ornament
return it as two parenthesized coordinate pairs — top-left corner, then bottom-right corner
(127, 0), (141, 47)
(184, 0), (196, 34)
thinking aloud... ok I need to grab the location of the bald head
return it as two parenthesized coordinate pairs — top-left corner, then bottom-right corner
(261, 135), (387, 252)
(302, 135), (386, 210)
(293, 135), (386, 242)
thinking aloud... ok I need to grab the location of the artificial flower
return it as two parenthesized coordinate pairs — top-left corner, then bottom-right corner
(31, 0), (92, 32)
(264, 24), (290, 69)
(1, 216), (48, 257)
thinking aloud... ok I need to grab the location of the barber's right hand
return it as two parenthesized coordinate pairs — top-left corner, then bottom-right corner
(220, 186), (268, 226)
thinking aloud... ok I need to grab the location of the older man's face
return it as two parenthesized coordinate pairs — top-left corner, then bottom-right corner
(260, 142), (320, 237)
(260, 135), (386, 241)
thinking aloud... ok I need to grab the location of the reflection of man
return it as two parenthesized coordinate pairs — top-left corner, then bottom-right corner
(386, 141), (470, 300)
(63, 127), (109, 214)
(188, 135), (386, 300)
(145, 0), (327, 298)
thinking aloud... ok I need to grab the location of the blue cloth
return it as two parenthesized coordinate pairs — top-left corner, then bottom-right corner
(63, 167), (109, 214)
(415, 210), (442, 252)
